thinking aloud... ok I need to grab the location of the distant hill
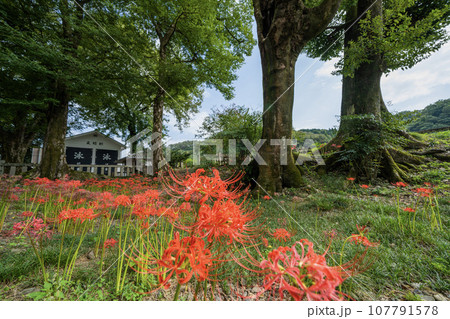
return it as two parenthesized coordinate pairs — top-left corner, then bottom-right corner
(402, 99), (450, 132)
(293, 128), (337, 145)
(169, 140), (194, 152)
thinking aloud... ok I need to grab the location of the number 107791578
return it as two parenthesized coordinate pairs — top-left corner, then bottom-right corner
(368, 305), (438, 316)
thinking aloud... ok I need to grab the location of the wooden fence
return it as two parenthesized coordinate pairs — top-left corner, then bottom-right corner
(0, 161), (35, 176)
(68, 165), (137, 177)
(0, 161), (136, 177)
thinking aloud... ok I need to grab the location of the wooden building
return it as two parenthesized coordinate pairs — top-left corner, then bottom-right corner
(64, 130), (125, 175)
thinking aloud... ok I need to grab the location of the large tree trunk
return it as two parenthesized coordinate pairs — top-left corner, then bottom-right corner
(253, 0), (342, 192)
(257, 36), (302, 192)
(340, 4), (358, 121)
(38, 0), (85, 179)
(151, 87), (165, 176)
(329, 0), (425, 182)
(40, 81), (70, 179)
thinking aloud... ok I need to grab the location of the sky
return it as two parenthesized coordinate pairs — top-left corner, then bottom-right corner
(165, 27), (450, 145)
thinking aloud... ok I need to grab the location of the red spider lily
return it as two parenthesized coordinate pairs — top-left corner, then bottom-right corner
(158, 234), (213, 286)
(262, 237), (269, 247)
(347, 177), (355, 181)
(21, 211), (34, 217)
(73, 198), (87, 206)
(392, 182), (407, 187)
(256, 240), (345, 301)
(131, 206), (159, 220)
(114, 195), (131, 207)
(144, 189), (159, 200)
(403, 207), (415, 213)
(104, 238), (118, 249)
(359, 184), (369, 189)
(132, 193), (148, 206)
(9, 194), (19, 201)
(271, 228), (292, 242)
(348, 225), (378, 247)
(166, 168), (245, 204)
(424, 182), (432, 187)
(413, 188), (433, 198)
(181, 199), (259, 244)
(13, 217), (52, 240)
(131, 232), (216, 288)
(157, 206), (180, 222)
(58, 208), (99, 223)
(263, 195), (270, 200)
(178, 202), (191, 212)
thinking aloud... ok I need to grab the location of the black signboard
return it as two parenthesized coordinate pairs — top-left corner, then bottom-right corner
(66, 147), (93, 165)
(95, 149), (118, 165)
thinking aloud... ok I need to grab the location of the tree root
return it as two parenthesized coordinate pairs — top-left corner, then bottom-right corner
(396, 130), (427, 149)
(381, 149), (409, 182)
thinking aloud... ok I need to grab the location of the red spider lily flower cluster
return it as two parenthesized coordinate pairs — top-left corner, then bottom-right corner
(348, 225), (378, 247)
(13, 218), (52, 240)
(347, 177), (355, 181)
(157, 233), (214, 286)
(257, 239), (345, 301)
(114, 195), (131, 207)
(168, 168), (259, 244)
(127, 169), (260, 294)
(104, 238), (118, 249)
(412, 188), (433, 197)
(263, 195), (270, 200)
(188, 199), (258, 244)
(392, 182), (408, 187)
(359, 184), (370, 189)
(166, 168), (245, 204)
(21, 211), (34, 217)
(271, 228), (292, 242)
(403, 207), (415, 213)
(58, 207), (99, 223)
(131, 232), (216, 288)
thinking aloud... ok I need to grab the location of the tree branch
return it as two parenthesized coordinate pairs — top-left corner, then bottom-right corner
(306, 0), (343, 40)
(160, 11), (184, 48)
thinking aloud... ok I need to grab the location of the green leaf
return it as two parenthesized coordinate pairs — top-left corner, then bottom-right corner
(27, 291), (46, 301)
(55, 290), (64, 299)
(43, 282), (52, 290)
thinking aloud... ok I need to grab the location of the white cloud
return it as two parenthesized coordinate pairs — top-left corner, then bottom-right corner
(382, 42), (450, 108)
(315, 58), (340, 77)
(166, 111), (209, 144)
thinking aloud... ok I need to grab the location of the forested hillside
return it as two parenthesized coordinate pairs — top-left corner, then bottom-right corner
(404, 99), (450, 131)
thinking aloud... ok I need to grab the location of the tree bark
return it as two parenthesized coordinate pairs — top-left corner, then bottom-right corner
(253, 0), (342, 192)
(351, 0), (383, 118)
(152, 86), (165, 175)
(39, 0), (85, 179)
(340, 4), (358, 121)
(39, 81), (70, 179)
